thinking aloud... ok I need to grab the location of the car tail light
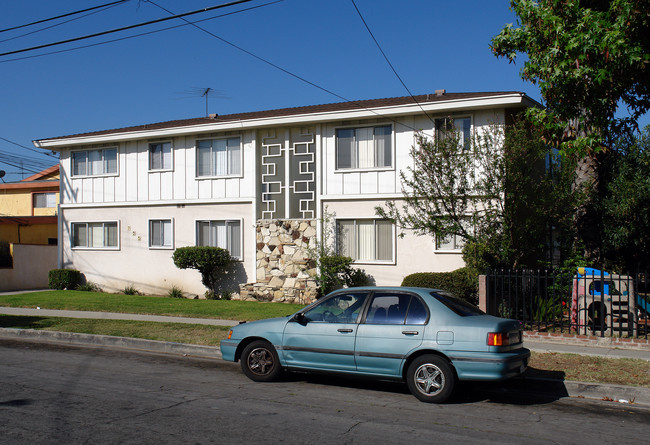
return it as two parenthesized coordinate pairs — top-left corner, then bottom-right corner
(487, 332), (510, 346)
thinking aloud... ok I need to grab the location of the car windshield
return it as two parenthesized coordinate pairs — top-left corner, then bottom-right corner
(430, 291), (484, 316)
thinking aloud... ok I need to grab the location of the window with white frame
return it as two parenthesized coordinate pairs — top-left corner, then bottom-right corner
(196, 137), (241, 177)
(196, 220), (241, 259)
(72, 148), (118, 176)
(434, 117), (471, 149)
(435, 218), (470, 251)
(71, 222), (118, 249)
(33, 192), (56, 208)
(336, 125), (392, 169)
(149, 142), (172, 171)
(337, 219), (393, 262)
(149, 219), (173, 248)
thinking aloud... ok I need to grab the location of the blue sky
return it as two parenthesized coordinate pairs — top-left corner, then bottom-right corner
(0, 0), (646, 182)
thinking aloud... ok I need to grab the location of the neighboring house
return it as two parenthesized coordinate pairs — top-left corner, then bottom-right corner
(33, 91), (536, 300)
(0, 165), (59, 245)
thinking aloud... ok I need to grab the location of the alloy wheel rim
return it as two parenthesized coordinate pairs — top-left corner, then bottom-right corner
(248, 348), (274, 375)
(414, 363), (444, 395)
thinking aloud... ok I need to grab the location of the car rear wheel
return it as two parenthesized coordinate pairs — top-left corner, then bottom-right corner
(240, 340), (281, 382)
(406, 355), (455, 403)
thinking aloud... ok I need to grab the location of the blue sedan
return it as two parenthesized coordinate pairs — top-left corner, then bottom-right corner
(220, 287), (530, 403)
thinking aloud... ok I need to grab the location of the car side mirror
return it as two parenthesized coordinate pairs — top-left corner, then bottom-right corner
(291, 312), (308, 325)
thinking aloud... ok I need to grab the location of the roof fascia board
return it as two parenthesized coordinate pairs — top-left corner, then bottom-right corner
(35, 93), (528, 149)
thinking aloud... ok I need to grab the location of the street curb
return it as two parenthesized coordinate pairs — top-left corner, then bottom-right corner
(2, 328), (649, 407)
(0, 327), (221, 359)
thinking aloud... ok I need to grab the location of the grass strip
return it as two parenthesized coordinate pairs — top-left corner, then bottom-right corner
(528, 351), (650, 387)
(0, 315), (230, 346)
(0, 290), (304, 320)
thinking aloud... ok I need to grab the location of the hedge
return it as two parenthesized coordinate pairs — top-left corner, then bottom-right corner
(401, 268), (478, 305)
(48, 269), (82, 290)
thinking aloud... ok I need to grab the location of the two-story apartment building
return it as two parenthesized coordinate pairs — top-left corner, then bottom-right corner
(33, 91), (536, 299)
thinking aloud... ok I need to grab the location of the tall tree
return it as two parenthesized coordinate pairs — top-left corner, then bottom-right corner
(491, 0), (650, 263)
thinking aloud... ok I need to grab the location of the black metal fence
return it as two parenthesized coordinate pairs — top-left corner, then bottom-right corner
(485, 269), (649, 339)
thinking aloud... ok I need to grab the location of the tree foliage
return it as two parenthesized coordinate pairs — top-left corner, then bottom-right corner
(491, 0), (650, 149)
(377, 117), (571, 272)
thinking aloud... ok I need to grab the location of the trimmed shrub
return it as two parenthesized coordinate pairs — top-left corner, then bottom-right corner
(401, 268), (478, 305)
(167, 285), (184, 299)
(48, 269), (81, 290)
(122, 284), (142, 295)
(172, 246), (232, 292)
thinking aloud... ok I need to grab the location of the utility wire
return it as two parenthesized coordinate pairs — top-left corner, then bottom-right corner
(0, 137), (58, 157)
(146, 0), (423, 132)
(350, 0), (434, 125)
(0, 0), (129, 45)
(0, 0), (257, 57)
(0, 0), (130, 34)
(0, 1), (281, 64)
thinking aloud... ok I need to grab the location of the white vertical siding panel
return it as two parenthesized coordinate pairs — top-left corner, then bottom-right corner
(125, 142), (139, 201)
(92, 177), (103, 202)
(186, 136), (198, 200)
(82, 178), (93, 203)
(225, 178), (239, 198)
(198, 179), (211, 199)
(342, 172), (360, 195)
(173, 136), (186, 200)
(104, 176), (115, 202)
(114, 145), (127, 202)
(137, 141), (149, 201)
(378, 170), (396, 193)
(161, 171), (173, 200)
(360, 171), (378, 194)
(149, 173), (161, 201)
(213, 179), (226, 199)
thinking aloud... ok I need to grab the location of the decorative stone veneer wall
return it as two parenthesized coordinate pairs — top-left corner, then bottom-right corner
(237, 219), (319, 304)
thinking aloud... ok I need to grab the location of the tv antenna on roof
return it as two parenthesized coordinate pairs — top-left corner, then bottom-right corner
(176, 87), (229, 117)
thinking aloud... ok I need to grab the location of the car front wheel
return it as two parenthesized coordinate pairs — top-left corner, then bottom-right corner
(406, 355), (456, 403)
(240, 340), (282, 382)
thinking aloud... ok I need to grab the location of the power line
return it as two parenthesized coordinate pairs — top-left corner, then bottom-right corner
(0, 0), (129, 45)
(350, 0), (434, 125)
(0, 1), (281, 64)
(0, 137), (58, 157)
(147, 0), (425, 133)
(0, 0), (257, 58)
(0, 0), (130, 34)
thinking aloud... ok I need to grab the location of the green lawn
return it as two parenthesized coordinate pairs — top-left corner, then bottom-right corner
(0, 290), (304, 321)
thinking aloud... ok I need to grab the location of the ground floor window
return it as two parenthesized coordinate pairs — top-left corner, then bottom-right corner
(196, 220), (241, 259)
(149, 219), (173, 248)
(71, 222), (118, 249)
(337, 219), (393, 262)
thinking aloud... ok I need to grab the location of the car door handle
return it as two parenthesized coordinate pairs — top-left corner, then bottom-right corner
(402, 331), (419, 335)
(337, 329), (353, 333)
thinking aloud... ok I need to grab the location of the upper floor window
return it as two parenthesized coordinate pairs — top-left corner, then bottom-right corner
(434, 117), (471, 149)
(337, 219), (393, 262)
(197, 137), (241, 177)
(336, 125), (392, 170)
(71, 221), (118, 249)
(149, 219), (173, 249)
(196, 219), (242, 259)
(33, 192), (56, 208)
(149, 142), (172, 171)
(72, 148), (118, 176)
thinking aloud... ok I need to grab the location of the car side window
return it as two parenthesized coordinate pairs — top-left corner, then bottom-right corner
(303, 292), (368, 323)
(366, 293), (411, 325)
(405, 297), (428, 325)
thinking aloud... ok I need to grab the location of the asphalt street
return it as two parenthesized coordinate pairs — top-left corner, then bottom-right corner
(2, 339), (649, 445)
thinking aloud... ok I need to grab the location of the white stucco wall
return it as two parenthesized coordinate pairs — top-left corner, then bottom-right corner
(60, 203), (255, 296)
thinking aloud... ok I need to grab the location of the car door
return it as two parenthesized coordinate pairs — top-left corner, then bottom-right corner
(355, 291), (427, 376)
(281, 291), (369, 372)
